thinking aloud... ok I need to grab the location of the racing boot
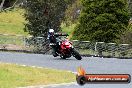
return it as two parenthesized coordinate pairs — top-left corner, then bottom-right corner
(53, 52), (58, 57)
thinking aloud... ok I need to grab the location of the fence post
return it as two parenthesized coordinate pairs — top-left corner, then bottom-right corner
(23, 36), (26, 47)
(96, 42), (104, 57)
(107, 43), (116, 57)
(94, 42), (98, 56)
(119, 44), (130, 58)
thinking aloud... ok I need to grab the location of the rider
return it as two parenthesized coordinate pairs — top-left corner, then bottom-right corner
(47, 29), (68, 57)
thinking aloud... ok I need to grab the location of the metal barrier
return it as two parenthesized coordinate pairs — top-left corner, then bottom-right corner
(0, 34), (132, 58)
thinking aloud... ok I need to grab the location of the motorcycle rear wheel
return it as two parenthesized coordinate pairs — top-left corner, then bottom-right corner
(60, 54), (66, 59)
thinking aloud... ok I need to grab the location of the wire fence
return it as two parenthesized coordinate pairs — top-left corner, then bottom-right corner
(0, 34), (132, 59)
(0, 34), (50, 53)
(0, 34), (26, 50)
(72, 40), (132, 59)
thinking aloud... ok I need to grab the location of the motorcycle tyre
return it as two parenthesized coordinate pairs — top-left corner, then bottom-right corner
(72, 49), (82, 60)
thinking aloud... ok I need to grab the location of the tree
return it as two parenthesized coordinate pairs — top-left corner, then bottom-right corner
(74, 0), (130, 43)
(64, 0), (82, 24)
(24, 0), (68, 37)
(0, 0), (5, 11)
(0, 0), (19, 12)
(128, 0), (132, 16)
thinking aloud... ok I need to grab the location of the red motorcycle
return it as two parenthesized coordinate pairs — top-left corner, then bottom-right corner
(54, 37), (82, 60)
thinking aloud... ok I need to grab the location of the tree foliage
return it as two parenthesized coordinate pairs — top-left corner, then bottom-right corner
(24, 0), (68, 37)
(128, 0), (132, 16)
(74, 0), (130, 43)
(64, 0), (82, 24)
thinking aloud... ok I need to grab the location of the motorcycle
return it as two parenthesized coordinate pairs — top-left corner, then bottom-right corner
(51, 36), (82, 60)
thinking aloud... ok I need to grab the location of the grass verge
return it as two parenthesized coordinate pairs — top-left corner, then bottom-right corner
(0, 63), (75, 88)
(0, 8), (28, 36)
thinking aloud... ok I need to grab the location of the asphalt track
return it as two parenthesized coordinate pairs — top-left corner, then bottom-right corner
(0, 52), (132, 88)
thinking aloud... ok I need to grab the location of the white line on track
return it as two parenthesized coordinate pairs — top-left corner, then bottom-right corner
(18, 82), (77, 88)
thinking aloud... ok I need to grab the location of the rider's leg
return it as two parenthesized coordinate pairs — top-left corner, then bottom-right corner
(51, 45), (58, 57)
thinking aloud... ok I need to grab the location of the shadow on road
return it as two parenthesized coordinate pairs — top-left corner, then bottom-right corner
(53, 57), (81, 61)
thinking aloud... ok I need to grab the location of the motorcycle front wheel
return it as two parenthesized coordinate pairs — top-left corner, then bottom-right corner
(72, 49), (82, 60)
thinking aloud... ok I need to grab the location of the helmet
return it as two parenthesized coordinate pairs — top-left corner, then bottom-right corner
(49, 29), (54, 33)
(48, 29), (54, 35)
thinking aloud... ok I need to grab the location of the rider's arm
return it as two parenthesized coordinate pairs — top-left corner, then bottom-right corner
(54, 33), (69, 37)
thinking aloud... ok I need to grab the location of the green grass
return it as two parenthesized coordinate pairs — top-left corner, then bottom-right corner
(0, 8), (28, 36)
(0, 8), (28, 45)
(0, 8), (75, 37)
(0, 35), (24, 45)
(0, 63), (75, 88)
(0, 8), (75, 36)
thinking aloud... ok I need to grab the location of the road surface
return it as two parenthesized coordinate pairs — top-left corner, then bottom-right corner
(0, 52), (132, 88)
